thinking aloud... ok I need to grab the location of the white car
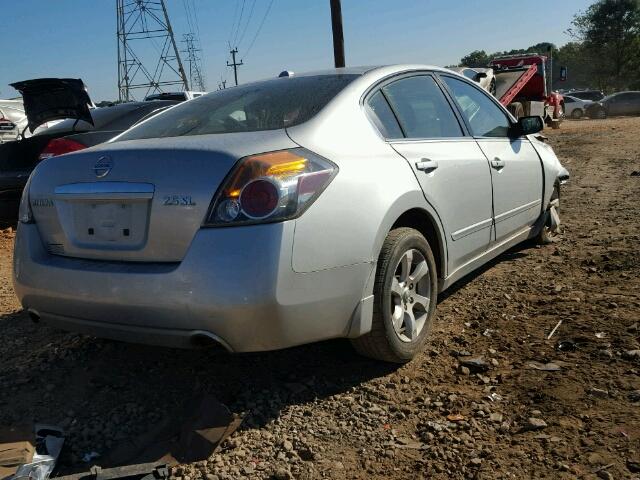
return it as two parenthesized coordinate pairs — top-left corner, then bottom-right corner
(0, 100), (27, 143)
(144, 91), (206, 101)
(0, 99), (65, 142)
(562, 95), (591, 119)
(450, 67), (496, 96)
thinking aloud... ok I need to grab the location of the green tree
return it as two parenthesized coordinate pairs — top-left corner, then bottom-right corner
(459, 50), (490, 67)
(569, 0), (640, 89)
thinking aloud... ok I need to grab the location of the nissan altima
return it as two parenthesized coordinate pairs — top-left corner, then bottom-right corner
(13, 65), (569, 362)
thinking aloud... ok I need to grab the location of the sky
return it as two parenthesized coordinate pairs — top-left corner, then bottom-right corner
(1, 0), (593, 101)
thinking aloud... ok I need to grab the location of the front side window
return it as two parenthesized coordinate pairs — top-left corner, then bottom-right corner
(380, 75), (463, 139)
(441, 75), (511, 137)
(117, 74), (358, 141)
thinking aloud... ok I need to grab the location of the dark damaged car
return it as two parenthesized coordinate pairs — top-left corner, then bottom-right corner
(0, 78), (178, 221)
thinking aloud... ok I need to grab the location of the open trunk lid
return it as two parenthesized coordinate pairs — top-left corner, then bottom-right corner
(28, 131), (297, 262)
(9, 78), (94, 134)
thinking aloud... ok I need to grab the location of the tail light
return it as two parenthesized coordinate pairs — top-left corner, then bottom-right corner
(204, 148), (337, 226)
(39, 138), (87, 160)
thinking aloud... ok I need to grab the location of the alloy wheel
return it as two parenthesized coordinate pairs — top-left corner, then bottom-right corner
(389, 249), (431, 342)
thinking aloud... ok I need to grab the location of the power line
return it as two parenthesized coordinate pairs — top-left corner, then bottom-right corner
(232, 0), (247, 47)
(236, 0), (256, 48)
(228, 0), (241, 48)
(243, 0), (275, 60)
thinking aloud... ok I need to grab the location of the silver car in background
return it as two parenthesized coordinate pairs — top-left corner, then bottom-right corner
(13, 65), (569, 362)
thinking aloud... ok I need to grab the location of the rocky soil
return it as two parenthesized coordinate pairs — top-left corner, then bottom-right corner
(0, 117), (639, 479)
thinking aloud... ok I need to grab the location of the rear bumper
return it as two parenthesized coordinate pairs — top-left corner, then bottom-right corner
(13, 222), (374, 352)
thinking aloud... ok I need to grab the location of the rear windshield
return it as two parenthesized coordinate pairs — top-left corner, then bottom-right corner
(116, 74), (359, 141)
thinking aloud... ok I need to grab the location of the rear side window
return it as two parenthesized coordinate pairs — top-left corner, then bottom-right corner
(365, 91), (403, 138)
(117, 74), (359, 140)
(380, 76), (463, 139)
(442, 75), (511, 137)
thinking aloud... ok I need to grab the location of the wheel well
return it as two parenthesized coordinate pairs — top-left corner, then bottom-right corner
(391, 209), (445, 280)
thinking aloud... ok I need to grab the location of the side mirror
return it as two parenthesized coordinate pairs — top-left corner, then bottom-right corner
(514, 116), (544, 136)
(559, 66), (567, 82)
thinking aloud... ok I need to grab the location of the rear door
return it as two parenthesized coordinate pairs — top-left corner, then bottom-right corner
(440, 74), (543, 244)
(366, 73), (494, 273)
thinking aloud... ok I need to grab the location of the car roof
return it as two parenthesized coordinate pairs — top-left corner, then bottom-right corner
(269, 65), (452, 79)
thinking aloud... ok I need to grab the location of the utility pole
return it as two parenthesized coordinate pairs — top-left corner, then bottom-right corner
(330, 0), (345, 68)
(227, 48), (243, 86)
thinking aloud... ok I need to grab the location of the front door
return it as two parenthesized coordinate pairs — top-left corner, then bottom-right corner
(440, 74), (544, 243)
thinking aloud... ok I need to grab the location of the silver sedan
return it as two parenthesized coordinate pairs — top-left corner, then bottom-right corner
(13, 65), (569, 362)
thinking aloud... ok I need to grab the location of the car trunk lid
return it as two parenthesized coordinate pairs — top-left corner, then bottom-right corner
(28, 131), (297, 262)
(9, 78), (94, 134)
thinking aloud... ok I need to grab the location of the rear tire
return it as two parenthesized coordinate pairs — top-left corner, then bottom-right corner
(507, 102), (524, 120)
(489, 79), (496, 97)
(571, 109), (583, 119)
(351, 228), (438, 363)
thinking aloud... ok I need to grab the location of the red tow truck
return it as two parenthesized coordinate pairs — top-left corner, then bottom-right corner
(489, 53), (564, 128)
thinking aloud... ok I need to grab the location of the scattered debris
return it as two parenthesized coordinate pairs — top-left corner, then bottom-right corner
(631, 170), (640, 176)
(446, 414), (465, 422)
(0, 425), (65, 480)
(101, 395), (242, 467)
(489, 413), (503, 423)
(547, 320), (563, 339)
(556, 339), (577, 351)
(623, 350), (640, 360)
(526, 418), (548, 430)
(627, 458), (640, 473)
(459, 357), (489, 373)
(54, 462), (169, 480)
(594, 332), (607, 339)
(0, 425), (34, 479)
(588, 387), (609, 398)
(628, 390), (640, 402)
(527, 361), (562, 371)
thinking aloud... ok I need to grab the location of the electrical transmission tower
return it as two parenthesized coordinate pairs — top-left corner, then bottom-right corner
(182, 33), (206, 92)
(116, 0), (189, 102)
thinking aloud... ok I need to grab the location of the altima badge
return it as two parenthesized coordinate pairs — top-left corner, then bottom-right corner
(94, 155), (113, 178)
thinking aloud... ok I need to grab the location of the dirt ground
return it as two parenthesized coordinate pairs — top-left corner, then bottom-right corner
(1, 117), (639, 480)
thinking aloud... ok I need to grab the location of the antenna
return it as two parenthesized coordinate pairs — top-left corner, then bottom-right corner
(116, 0), (189, 102)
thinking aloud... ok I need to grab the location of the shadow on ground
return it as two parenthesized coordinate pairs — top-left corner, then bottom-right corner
(0, 240), (538, 468)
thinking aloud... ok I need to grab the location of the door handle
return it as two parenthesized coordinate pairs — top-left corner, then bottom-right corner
(491, 158), (506, 170)
(415, 159), (439, 172)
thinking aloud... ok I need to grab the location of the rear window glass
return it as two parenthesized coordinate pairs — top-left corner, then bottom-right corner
(116, 74), (359, 141)
(365, 91), (403, 139)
